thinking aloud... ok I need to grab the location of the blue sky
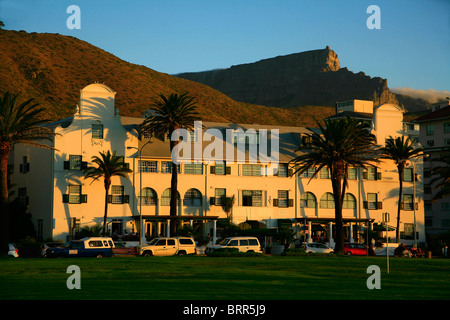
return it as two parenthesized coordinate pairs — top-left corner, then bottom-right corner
(1, 0), (449, 100)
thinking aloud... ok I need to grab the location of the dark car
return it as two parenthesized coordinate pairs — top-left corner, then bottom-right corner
(44, 237), (114, 258)
(344, 243), (374, 256)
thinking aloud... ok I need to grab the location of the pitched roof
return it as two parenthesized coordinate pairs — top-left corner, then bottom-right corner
(412, 105), (450, 123)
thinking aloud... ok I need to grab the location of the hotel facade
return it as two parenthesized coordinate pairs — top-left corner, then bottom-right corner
(10, 84), (426, 248)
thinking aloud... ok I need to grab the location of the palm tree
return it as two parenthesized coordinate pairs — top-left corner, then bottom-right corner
(83, 150), (132, 236)
(219, 194), (235, 221)
(289, 116), (379, 254)
(429, 153), (450, 201)
(381, 135), (423, 242)
(139, 93), (202, 235)
(0, 92), (55, 255)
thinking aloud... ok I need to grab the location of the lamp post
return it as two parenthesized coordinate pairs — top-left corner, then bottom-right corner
(128, 140), (151, 245)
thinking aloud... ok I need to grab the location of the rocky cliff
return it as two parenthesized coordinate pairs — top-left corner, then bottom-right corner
(176, 46), (398, 108)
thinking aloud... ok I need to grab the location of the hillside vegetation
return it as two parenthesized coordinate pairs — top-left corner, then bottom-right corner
(0, 30), (334, 127)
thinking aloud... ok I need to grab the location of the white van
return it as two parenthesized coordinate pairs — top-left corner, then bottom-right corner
(205, 237), (262, 254)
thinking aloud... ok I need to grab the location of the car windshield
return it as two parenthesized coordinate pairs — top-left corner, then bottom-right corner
(219, 238), (230, 246)
(147, 238), (160, 245)
(62, 242), (72, 248)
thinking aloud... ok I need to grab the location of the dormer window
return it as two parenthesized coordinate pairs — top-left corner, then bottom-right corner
(92, 123), (103, 139)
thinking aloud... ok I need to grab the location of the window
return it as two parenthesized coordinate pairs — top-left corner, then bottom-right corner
(19, 156), (30, 174)
(64, 155), (86, 171)
(366, 193), (379, 210)
(139, 161), (158, 173)
(276, 190), (289, 208)
(63, 185), (86, 204)
(301, 135), (311, 147)
(184, 188), (202, 206)
(110, 186), (124, 204)
(139, 188), (157, 205)
(347, 168), (357, 180)
(363, 167), (381, 180)
(320, 168), (330, 179)
(161, 161), (180, 173)
(402, 223), (415, 240)
(427, 140), (434, 147)
(343, 193), (356, 209)
(403, 168), (413, 182)
(445, 138), (450, 146)
(276, 164), (288, 177)
(242, 190), (262, 207)
(69, 155), (82, 171)
(215, 162), (226, 175)
(445, 122), (450, 133)
(426, 124), (434, 135)
(215, 188), (226, 205)
(242, 164), (262, 176)
(184, 163), (203, 175)
(300, 192), (316, 208)
(300, 167), (316, 178)
(320, 193), (335, 209)
(69, 185), (81, 204)
(161, 188), (180, 206)
(402, 194), (414, 211)
(442, 203), (450, 211)
(92, 123), (103, 139)
(18, 187), (28, 206)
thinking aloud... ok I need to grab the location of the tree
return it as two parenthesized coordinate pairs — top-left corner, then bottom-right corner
(0, 92), (55, 255)
(83, 150), (132, 236)
(0, 21), (5, 29)
(289, 116), (379, 254)
(219, 194), (235, 221)
(139, 93), (202, 235)
(381, 135), (423, 242)
(429, 152), (450, 202)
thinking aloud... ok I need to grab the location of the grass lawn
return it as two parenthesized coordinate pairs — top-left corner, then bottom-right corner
(0, 255), (449, 300)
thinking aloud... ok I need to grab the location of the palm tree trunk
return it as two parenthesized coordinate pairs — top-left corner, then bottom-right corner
(0, 142), (11, 255)
(332, 163), (345, 254)
(170, 139), (179, 236)
(103, 179), (111, 237)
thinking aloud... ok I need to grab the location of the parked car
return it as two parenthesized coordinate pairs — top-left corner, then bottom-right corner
(303, 242), (334, 254)
(138, 237), (196, 256)
(44, 237), (115, 258)
(205, 237), (262, 255)
(344, 243), (374, 256)
(112, 242), (138, 256)
(41, 242), (64, 257)
(8, 243), (19, 258)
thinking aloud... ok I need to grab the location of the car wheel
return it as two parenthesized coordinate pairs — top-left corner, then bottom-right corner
(143, 251), (153, 257)
(57, 254), (65, 258)
(178, 250), (186, 256)
(96, 253), (105, 258)
(346, 251), (352, 255)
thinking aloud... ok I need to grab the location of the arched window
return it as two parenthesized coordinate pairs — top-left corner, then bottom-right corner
(300, 192), (316, 208)
(343, 193), (356, 209)
(320, 192), (335, 209)
(161, 188), (180, 206)
(139, 188), (157, 206)
(183, 188), (202, 206)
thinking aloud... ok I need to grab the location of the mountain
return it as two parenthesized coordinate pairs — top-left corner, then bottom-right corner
(176, 46), (400, 109)
(0, 29), (334, 127)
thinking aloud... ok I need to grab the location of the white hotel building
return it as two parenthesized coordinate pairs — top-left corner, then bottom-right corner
(10, 83), (426, 247)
